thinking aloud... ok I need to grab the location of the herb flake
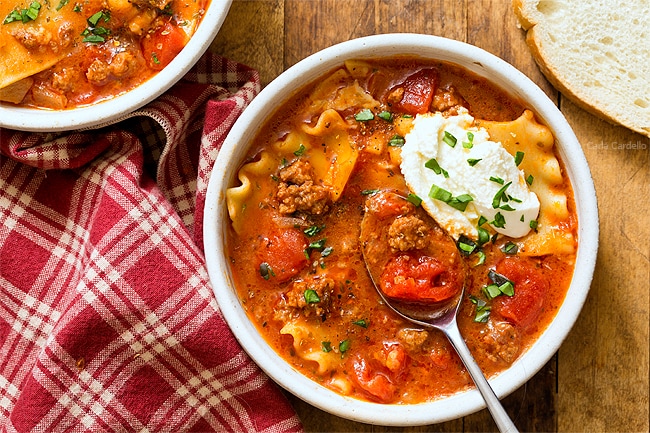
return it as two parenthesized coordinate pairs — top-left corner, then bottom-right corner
(3, 1), (41, 24)
(304, 289), (321, 304)
(387, 134), (405, 147)
(354, 108), (374, 122)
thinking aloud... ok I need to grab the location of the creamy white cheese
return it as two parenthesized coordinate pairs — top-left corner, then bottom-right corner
(400, 109), (540, 240)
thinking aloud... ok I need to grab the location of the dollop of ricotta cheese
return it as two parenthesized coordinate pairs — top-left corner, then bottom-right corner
(400, 109), (540, 240)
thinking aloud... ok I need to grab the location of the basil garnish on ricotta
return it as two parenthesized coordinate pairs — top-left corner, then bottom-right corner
(399, 108), (540, 240)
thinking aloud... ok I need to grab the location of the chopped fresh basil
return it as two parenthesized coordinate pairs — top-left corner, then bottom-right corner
(477, 227), (490, 245)
(457, 235), (477, 256)
(82, 33), (105, 43)
(361, 189), (379, 196)
(447, 193), (473, 212)
(304, 225), (325, 237)
(429, 184), (452, 203)
(339, 339), (350, 353)
(499, 281), (515, 296)
(429, 184), (472, 211)
(352, 318), (369, 328)
(467, 158), (481, 166)
(514, 151), (525, 166)
(82, 10), (111, 43)
(56, 0), (69, 10)
(482, 271), (515, 299)
(406, 193), (422, 207)
(377, 111), (393, 122)
(307, 239), (326, 251)
(3, 1), (41, 24)
(488, 269), (512, 287)
(354, 108), (374, 121)
(475, 250), (486, 266)
(478, 215), (488, 226)
(88, 10), (106, 25)
(530, 219), (539, 230)
(483, 284), (502, 299)
(387, 134), (405, 147)
(259, 262), (275, 280)
(501, 242), (518, 255)
(492, 181), (512, 209)
(322, 341), (332, 352)
(499, 204), (516, 212)
(304, 289), (320, 304)
(462, 131), (475, 149)
(491, 212), (506, 228)
(152, 52), (160, 65)
(293, 144), (306, 156)
(526, 174), (534, 185)
(321, 246), (333, 257)
(425, 158), (448, 177)
(469, 295), (490, 322)
(442, 131), (457, 147)
(304, 238), (327, 259)
(489, 176), (505, 185)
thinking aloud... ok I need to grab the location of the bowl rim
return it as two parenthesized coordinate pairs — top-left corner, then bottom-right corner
(0, 0), (232, 132)
(203, 33), (599, 426)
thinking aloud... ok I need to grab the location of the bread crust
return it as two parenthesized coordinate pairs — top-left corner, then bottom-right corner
(513, 0), (650, 137)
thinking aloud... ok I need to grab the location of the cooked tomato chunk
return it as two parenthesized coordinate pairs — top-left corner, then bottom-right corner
(256, 227), (308, 283)
(141, 20), (188, 70)
(492, 256), (547, 329)
(348, 354), (397, 403)
(388, 68), (439, 115)
(380, 253), (459, 302)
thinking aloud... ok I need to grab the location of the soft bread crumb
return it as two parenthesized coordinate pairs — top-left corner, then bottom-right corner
(513, 0), (650, 137)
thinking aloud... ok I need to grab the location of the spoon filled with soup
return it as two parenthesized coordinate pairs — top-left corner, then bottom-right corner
(360, 190), (518, 432)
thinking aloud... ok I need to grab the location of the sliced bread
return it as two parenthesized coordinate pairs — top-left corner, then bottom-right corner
(513, 0), (650, 137)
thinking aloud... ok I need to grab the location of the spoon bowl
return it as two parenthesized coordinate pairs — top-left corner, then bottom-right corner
(360, 190), (519, 433)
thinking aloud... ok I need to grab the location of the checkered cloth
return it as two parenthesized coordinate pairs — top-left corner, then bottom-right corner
(0, 54), (303, 433)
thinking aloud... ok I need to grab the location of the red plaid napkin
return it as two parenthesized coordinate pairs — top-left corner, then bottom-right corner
(0, 53), (303, 433)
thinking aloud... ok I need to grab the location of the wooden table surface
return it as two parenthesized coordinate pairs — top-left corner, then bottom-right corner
(211, 1), (650, 432)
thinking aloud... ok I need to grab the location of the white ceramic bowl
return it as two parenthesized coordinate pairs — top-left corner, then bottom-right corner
(203, 33), (599, 426)
(0, 0), (232, 132)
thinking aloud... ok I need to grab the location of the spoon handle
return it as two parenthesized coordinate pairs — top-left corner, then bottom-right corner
(442, 323), (520, 433)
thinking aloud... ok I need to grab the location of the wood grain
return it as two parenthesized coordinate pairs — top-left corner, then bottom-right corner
(210, 1), (650, 431)
(556, 99), (649, 433)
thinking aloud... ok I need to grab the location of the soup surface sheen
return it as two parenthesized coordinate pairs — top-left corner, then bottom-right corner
(226, 57), (577, 404)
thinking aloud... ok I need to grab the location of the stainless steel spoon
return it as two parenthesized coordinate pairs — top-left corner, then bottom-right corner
(360, 191), (519, 433)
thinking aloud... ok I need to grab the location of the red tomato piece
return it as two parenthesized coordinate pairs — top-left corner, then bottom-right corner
(141, 21), (188, 70)
(349, 355), (396, 403)
(391, 68), (439, 115)
(379, 253), (459, 302)
(256, 227), (308, 283)
(492, 257), (547, 329)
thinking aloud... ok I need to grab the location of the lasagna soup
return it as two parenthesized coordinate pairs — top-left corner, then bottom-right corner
(0, 0), (207, 108)
(225, 57), (577, 404)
